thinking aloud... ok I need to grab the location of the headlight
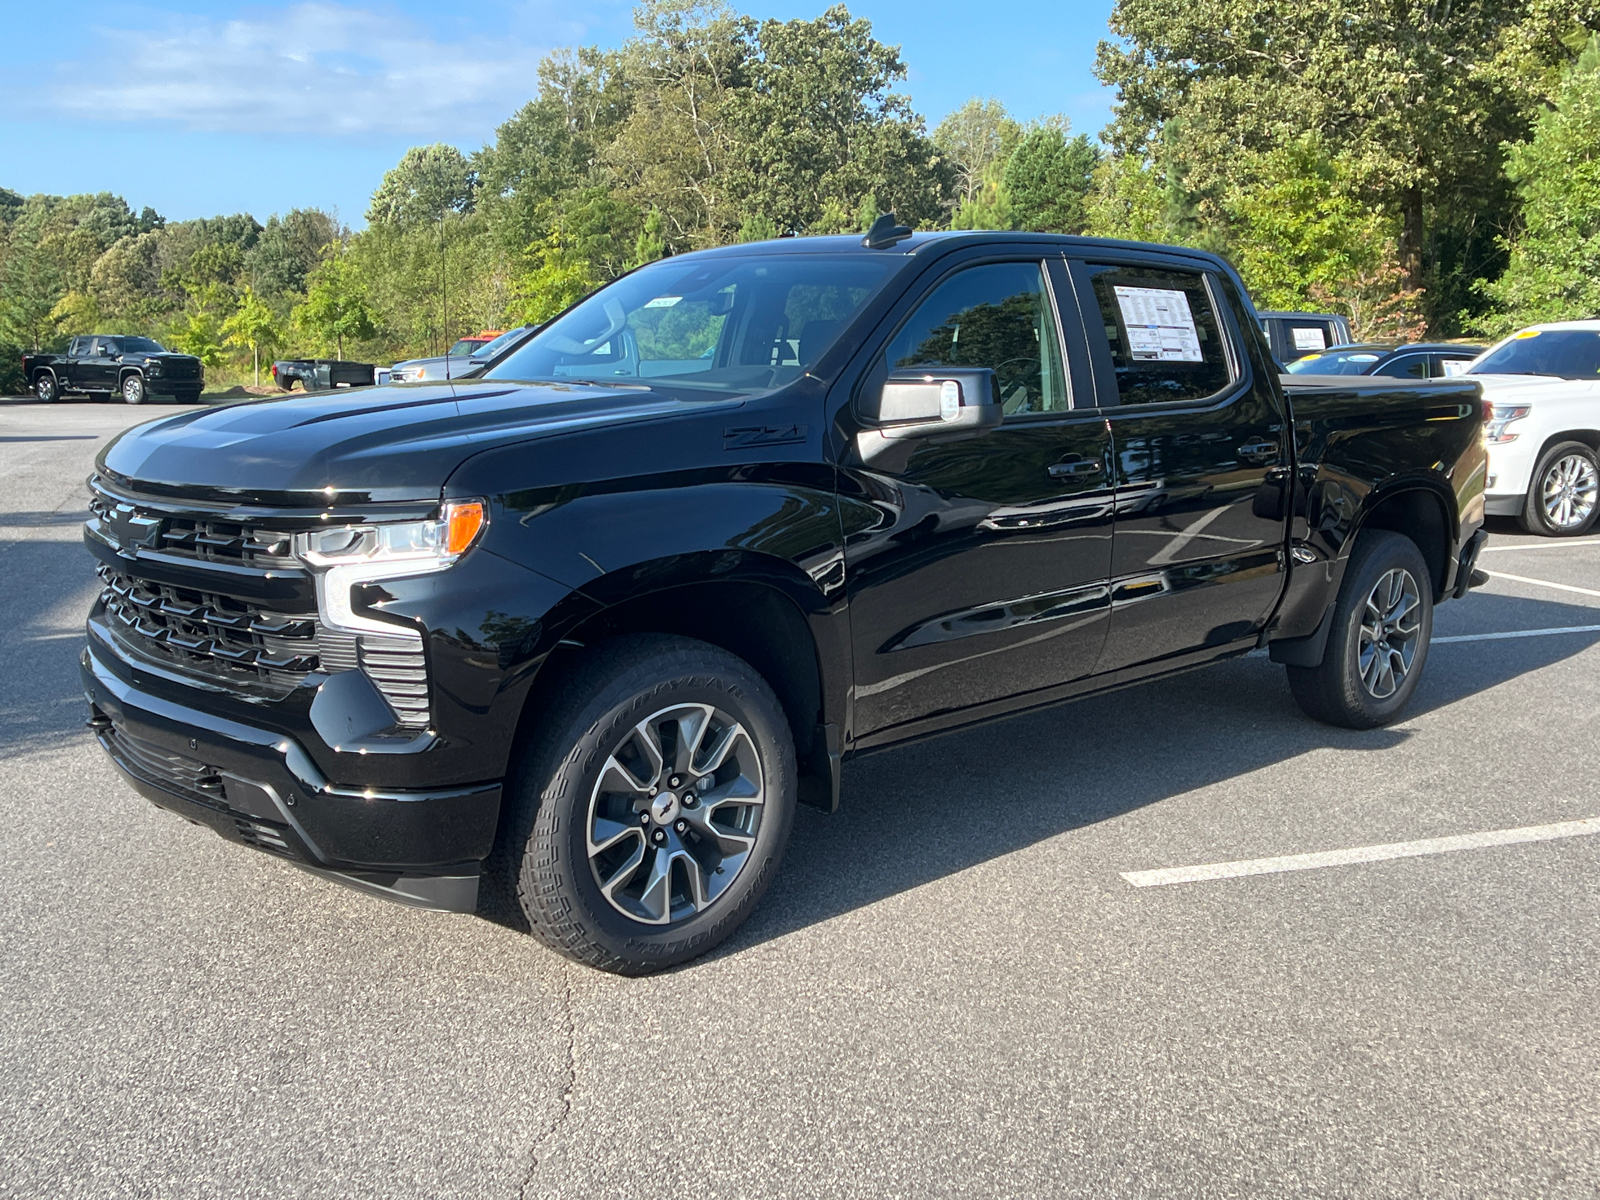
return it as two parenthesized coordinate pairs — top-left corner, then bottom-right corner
(1485, 404), (1530, 444)
(145, 359), (161, 374)
(294, 500), (485, 636)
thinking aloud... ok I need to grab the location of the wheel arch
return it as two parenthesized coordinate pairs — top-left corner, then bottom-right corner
(1351, 481), (1455, 600)
(509, 550), (845, 813)
(1532, 429), (1600, 461)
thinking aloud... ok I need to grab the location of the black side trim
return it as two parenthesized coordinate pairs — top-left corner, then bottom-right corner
(798, 722), (841, 813)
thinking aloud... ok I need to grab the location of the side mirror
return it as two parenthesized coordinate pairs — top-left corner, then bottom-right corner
(864, 367), (1002, 433)
(854, 367), (1003, 466)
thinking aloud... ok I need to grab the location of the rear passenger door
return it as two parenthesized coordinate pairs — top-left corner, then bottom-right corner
(1067, 257), (1290, 673)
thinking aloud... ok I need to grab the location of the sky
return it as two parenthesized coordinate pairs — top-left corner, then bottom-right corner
(0, 0), (1121, 227)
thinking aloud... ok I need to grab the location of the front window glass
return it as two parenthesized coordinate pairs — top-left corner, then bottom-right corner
(448, 338), (487, 357)
(488, 254), (897, 399)
(884, 262), (1067, 414)
(1286, 349), (1384, 375)
(1372, 355), (1429, 379)
(1468, 329), (1600, 380)
(122, 337), (165, 353)
(1084, 264), (1233, 404)
(468, 326), (530, 360)
(95, 338), (120, 356)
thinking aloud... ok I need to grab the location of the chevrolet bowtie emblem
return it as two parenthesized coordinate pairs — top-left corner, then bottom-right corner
(108, 505), (162, 550)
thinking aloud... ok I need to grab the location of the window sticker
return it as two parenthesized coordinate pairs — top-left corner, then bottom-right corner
(1348, 354), (1380, 363)
(643, 296), (683, 308)
(1439, 358), (1471, 376)
(1113, 286), (1204, 362)
(1292, 327), (1328, 351)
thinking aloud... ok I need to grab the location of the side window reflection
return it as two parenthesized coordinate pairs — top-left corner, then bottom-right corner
(885, 262), (1069, 415)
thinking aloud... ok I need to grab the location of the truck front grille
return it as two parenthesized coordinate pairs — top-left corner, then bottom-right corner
(98, 564), (321, 693)
(88, 476), (433, 727)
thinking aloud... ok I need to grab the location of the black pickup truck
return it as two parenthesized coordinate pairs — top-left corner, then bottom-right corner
(80, 228), (1487, 974)
(270, 358), (376, 392)
(25, 336), (204, 404)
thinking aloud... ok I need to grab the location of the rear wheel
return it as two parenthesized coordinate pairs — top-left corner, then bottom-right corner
(121, 373), (147, 405)
(33, 373), (58, 403)
(1287, 530), (1434, 729)
(484, 634), (796, 974)
(1520, 442), (1599, 537)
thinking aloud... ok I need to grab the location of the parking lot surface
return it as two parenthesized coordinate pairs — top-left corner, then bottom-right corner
(3, 400), (1596, 1198)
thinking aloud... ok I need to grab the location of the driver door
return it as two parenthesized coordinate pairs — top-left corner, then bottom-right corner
(842, 258), (1116, 741)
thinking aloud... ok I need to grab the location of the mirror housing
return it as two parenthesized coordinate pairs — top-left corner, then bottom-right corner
(854, 367), (1004, 466)
(863, 368), (1002, 433)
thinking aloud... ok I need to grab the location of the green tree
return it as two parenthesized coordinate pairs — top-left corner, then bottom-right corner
(933, 98), (1023, 209)
(723, 6), (947, 236)
(1478, 35), (1600, 332)
(294, 249), (377, 359)
(167, 284), (233, 368)
(1004, 123), (1100, 234)
(949, 159), (1013, 230)
(248, 209), (340, 297)
(1083, 152), (1166, 242)
(1095, 0), (1600, 329)
(631, 210), (669, 265)
(221, 286), (285, 385)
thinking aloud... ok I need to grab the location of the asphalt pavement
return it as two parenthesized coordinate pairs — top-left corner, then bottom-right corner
(2, 398), (1596, 1198)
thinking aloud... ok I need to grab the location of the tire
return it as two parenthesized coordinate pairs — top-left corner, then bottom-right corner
(121, 373), (147, 405)
(484, 633), (797, 974)
(1519, 441), (1599, 537)
(1287, 530), (1434, 729)
(33, 373), (58, 403)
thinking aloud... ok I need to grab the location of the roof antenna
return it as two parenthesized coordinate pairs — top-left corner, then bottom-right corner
(862, 212), (913, 250)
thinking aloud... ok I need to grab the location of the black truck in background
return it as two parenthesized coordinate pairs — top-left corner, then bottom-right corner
(271, 358), (377, 392)
(80, 227), (1488, 975)
(25, 336), (204, 404)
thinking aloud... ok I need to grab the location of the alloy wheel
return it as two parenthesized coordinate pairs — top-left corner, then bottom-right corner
(122, 375), (145, 405)
(586, 703), (765, 925)
(1358, 567), (1422, 699)
(1540, 454), (1598, 531)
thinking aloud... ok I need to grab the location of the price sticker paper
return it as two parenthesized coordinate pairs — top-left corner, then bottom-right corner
(1113, 286), (1204, 362)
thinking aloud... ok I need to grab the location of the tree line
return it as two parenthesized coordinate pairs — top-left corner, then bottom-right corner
(2, 0), (1596, 394)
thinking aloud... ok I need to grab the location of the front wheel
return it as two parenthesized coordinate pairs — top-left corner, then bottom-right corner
(1287, 530), (1434, 729)
(486, 634), (796, 974)
(1520, 442), (1599, 537)
(33, 373), (58, 403)
(120, 373), (147, 405)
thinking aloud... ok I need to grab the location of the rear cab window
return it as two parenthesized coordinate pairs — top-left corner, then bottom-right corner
(1076, 262), (1235, 405)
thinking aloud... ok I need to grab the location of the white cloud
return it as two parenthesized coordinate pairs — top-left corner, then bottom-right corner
(43, 3), (560, 140)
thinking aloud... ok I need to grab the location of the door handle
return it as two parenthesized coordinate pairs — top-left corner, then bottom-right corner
(1048, 458), (1103, 479)
(1237, 440), (1280, 464)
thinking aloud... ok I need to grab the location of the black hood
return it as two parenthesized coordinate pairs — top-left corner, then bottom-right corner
(97, 380), (703, 504)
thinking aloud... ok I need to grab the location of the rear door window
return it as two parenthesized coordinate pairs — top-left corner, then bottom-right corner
(1080, 263), (1234, 405)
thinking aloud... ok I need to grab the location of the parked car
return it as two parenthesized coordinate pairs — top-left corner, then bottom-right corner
(1259, 310), (1353, 362)
(388, 325), (538, 383)
(24, 335), (203, 404)
(271, 359), (376, 392)
(80, 227), (1487, 975)
(1466, 321), (1600, 536)
(1285, 342), (1486, 380)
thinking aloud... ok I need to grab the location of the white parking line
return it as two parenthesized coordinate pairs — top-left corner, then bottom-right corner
(1122, 817), (1600, 888)
(1434, 624), (1600, 643)
(1481, 539), (1600, 553)
(1483, 570), (1600, 600)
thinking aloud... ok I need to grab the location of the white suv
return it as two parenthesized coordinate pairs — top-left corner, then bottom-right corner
(1467, 321), (1600, 536)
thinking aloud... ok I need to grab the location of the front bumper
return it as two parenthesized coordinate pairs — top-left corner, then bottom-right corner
(82, 643), (499, 912)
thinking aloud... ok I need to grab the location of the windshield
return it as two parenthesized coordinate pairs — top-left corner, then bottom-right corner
(486, 254), (897, 398)
(1285, 349), (1386, 375)
(1468, 329), (1600, 380)
(468, 326), (531, 360)
(123, 337), (166, 354)
(448, 337), (490, 358)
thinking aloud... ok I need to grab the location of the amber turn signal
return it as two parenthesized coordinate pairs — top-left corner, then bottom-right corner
(444, 500), (486, 556)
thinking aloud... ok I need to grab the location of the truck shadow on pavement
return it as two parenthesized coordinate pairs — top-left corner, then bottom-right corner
(730, 592), (1600, 960)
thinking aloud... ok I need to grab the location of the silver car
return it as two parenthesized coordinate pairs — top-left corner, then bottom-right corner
(388, 326), (536, 383)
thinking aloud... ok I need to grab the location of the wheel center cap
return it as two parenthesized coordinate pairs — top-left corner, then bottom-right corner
(650, 792), (680, 824)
